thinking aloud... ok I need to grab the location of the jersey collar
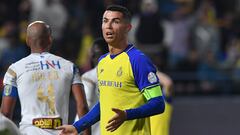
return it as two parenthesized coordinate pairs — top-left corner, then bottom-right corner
(109, 44), (134, 59)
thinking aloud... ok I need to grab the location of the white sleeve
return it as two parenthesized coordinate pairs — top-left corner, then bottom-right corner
(72, 64), (82, 85)
(82, 75), (96, 108)
(3, 65), (17, 87)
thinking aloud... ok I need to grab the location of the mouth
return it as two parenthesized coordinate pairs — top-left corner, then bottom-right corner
(105, 32), (114, 38)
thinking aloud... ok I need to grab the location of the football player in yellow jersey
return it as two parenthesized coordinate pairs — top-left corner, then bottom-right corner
(58, 5), (165, 135)
(151, 71), (173, 135)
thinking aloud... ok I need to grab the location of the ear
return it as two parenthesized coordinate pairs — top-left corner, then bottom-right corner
(48, 36), (53, 45)
(126, 24), (132, 32)
(25, 37), (30, 47)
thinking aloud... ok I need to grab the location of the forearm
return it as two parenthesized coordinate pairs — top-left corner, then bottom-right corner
(77, 106), (91, 135)
(76, 103), (89, 118)
(1, 85), (18, 119)
(126, 96), (165, 120)
(72, 84), (91, 135)
(73, 102), (100, 133)
(1, 97), (16, 119)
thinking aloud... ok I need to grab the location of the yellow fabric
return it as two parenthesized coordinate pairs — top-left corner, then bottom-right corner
(98, 53), (151, 135)
(150, 102), (173, 135)
(19, 21), (28, 43)
(76, 35), (94, 67)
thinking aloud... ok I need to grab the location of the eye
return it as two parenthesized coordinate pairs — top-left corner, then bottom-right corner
(102, 19), (108, 23)
(113, 20), (120, 24)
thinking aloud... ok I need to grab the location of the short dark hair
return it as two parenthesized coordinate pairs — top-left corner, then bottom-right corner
(106, 5), (131, 23)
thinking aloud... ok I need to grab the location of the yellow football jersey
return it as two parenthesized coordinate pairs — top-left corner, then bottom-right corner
(97, 45), (160, 135)
(150, 102), (173, 135)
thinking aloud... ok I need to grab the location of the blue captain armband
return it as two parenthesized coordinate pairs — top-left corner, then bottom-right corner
(2, 85), (18, 98)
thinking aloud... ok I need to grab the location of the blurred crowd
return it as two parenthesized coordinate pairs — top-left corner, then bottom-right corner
(0, 0), (240, 95)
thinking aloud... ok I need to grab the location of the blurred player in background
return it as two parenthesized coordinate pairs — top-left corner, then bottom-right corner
(75, 37), (108, 135)
(58, 4), (165, 135)
(151, 71), (174, 135)
(0, 21), (90, 135)
(0, 112), (21, 135)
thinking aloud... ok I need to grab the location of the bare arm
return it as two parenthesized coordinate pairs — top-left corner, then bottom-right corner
(1, 95), (17, 119)
(72, 84), (91, 135)
(156, 71), (174, 97)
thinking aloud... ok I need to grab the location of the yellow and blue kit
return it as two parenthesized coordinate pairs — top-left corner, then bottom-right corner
(73, 44), (165, 135)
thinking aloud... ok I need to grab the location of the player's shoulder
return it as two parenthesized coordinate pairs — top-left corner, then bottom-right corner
(83, 67), (97, 76)
(98, 53), (109, 62)
(49, 53), (67, 61)
(126, 44), (150, 62)
(10, 54), (31, 68)
(81, 67), (97, 83)
(50, 53), (74, 65)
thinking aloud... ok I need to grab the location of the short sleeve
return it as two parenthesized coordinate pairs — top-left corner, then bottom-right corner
(3, 65), (17, 87)
(128, 50), (159, 91)
(72, 64), (82, 84)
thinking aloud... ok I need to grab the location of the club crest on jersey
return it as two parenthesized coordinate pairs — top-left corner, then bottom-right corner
(100, 69), (104, 74)
(40, 60), (61, 70)
(117, 67), (122, 77)
(148, 72), (157, 83)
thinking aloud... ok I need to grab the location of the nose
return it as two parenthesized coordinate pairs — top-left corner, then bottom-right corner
(104, 21), (112, 29)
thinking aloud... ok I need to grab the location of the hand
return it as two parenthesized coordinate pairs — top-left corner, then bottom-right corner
(106, 108), (127, 132)
(56, 125), (78, 135)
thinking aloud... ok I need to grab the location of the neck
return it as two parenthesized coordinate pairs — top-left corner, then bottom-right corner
(31, 47), (49, 54)
(31, 49), (48, 54)
(108, 41), (128, 55)
(30, 44), (50, 54)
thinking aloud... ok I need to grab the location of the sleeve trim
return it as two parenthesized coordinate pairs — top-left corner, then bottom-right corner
(3, 85), (18, 98)
(7, 69), (17, 78)
(140, 84), (160, 92)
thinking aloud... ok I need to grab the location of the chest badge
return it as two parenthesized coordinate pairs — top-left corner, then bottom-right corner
(117, 67), (123, 77)
(100, 69), (104, 74)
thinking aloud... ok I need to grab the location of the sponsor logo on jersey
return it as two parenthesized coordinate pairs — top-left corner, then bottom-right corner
(148, 72), (157, 83)
(33, 117), (62, 129)
(98, 80), (122, 88)
(25, 62), (41, 72)
(40, 60), (61, 70)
